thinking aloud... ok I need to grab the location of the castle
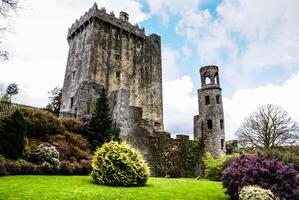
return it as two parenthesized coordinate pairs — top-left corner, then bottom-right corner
(60, 3), (225, 176)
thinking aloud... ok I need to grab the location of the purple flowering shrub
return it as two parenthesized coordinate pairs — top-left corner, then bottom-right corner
(221, 154), (299, 200)
(81, 114), (92, 128)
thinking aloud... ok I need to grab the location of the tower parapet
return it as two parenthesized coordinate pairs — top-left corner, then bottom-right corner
(67, 3), (145, 42)
(194, 65), (225, 157)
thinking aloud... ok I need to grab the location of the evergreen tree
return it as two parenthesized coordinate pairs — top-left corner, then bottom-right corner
(0, 109), (26, 159)
(87, 87), (119, 150)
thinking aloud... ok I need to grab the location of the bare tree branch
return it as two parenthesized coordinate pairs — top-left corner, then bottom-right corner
(0, 50), (8, 60)
(237, 104), (299, 149)
(0, 0), (20, 61)
(0, 0), (19, 17)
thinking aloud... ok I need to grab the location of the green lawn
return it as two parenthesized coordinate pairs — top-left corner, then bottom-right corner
(0, 176), (230, 200)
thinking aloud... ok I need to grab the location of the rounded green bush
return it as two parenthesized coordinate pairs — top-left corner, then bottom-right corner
(91, 141), (150, 186)
(239, 185), (279, 200)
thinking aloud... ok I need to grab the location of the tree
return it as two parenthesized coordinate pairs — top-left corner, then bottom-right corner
(0, 109), (26, 159)
(46, 87), (62, 116)
(86, 87), (119, 150)
(6, 83), (18, 96)
(1, 0), (20, 61)
(0, 0), (19, 17)
(1, 83), (18, 102)
(237, 104), (298, 149)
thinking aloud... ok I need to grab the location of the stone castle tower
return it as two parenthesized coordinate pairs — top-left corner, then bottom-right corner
(194, 65), (225, 157)
(60, 3), (164, 139)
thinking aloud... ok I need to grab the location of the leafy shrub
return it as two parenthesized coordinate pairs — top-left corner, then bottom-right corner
(19, 162), (39, 175)
(80, 159), (92, 175)
(23, 137), (32, 158)
(0, 155), (7, 176)
(0, 155), (4, 163)
(221, 154), (299, 200)
(0, 109), (26, 159)
(4, 160), (21, 175)
(6, 160), (41, 175)
(20, 108), (64, 137)
(63, 131), (90, 153)
(60, 160), (75, 175)
(0, 164), (7, 176)
(91, 141), (150, 186)
(60, 159), (92, 175)
(52, 140), (72, 160)
(16, 158), (27, 165)
(32, 143), (60, 170)
(203, 152), (238, 181)
(51, 131), (91, 162)
(239, 185), (279, 200)
(60, 117), (84, 134)
(262, 148), (299, 171)
(40, 161), (56, 175)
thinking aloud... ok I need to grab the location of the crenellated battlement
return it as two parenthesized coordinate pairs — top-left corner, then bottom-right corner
(67, 3), (145, 41)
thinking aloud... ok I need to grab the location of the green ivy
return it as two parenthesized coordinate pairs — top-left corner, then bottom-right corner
(185, 140), (201, 177)
(203, 152), (239, 181)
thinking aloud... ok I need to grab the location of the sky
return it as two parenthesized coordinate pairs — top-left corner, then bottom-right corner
(1, 0), (299, 140)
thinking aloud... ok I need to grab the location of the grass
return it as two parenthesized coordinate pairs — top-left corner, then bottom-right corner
(0, 176), (230, 200)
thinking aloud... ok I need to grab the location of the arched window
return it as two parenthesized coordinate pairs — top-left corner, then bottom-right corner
(205, 76), (211, 84)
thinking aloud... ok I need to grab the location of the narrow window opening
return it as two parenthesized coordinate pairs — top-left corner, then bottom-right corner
(221, 139), (224, 150)
(116, 71), (121, 78)
(207, 120), (213, 129)
(216, 95), (221, 104)
(72, 71), (76, 80)
(215, 76), (219, 85)
(205, 95), (210, 105)
(215, 72), (219, 85)
(70, 97), (74, 109)
(220, 119), (224, 129)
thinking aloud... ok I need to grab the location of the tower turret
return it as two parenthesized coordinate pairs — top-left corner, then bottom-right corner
(194, 65), (225, 157)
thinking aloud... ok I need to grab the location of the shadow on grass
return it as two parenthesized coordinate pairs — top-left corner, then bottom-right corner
(84, 178), (154, 189)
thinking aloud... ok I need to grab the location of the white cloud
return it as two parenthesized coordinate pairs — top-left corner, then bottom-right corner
(175, 0), (299, 86)
(144, 0), (205, 23)
(163, 75), (197, 136)
(0, 0), (147, 107)
(161, 45), (197, 136)
(224, 70), (299, 139)
(162, 46), (180, 81)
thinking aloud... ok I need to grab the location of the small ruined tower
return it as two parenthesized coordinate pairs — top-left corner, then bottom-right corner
(193, 65), (225, 157)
